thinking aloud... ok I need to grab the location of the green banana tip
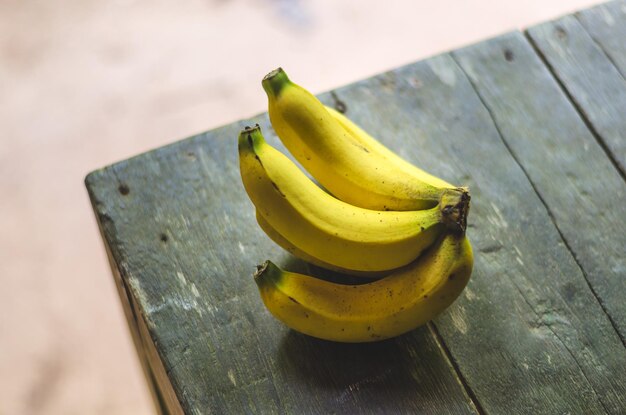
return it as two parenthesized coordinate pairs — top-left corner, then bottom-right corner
(262, 67), (290, 97)
(238, 124), (264, 151)
(253, 260), (282, 286)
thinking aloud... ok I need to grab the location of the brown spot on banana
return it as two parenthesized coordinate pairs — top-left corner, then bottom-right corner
(271, 181), (286, 197)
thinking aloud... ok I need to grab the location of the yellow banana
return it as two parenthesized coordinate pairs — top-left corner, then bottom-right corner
(262, 68), (468, 211)
(255, 211), (389, 278)
(238, 125), (468, 272)
(324, 106), (456, 189)
(254, 232), (473, 343)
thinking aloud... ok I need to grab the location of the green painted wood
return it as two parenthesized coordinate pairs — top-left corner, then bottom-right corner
(451, 31), (626, 413)
(86, 124), (478, 414)
(576, 0), (626, 76)
(527, 14), (626, 175)
(326, 47), (626, 414)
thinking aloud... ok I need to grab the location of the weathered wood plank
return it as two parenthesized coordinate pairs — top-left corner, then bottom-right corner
(95, 208), (167, 415)
(451, 31), (626, 413)
(86, 121), (478, 414)
(460, 27), (626, 337)
(576, 0), (626, 76)
(526, 16), (626, 340)
(527, 15), (626, 175)
(131, 274), (184, 415)
(324, 45), (626, 413)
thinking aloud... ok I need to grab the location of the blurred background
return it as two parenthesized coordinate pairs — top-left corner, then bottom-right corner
(0, 0), (601, 413)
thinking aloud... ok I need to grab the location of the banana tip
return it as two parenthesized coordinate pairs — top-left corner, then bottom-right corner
(253, 260), (281, 286)
(242, 123), (261, 134)
(263, 67), (284, 81)
(253, 261), (270, 281)
(238, 124), (264, 150)
(262, 67), (290, 97)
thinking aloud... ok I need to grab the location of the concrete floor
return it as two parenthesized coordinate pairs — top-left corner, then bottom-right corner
(0, 0), (601, 413)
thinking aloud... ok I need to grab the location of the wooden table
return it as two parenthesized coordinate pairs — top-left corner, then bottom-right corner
(86, 1), (626, 413)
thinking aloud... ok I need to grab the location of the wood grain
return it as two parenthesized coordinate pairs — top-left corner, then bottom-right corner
(526, 15), (626, 341)
(576, 0), (626, 76)
(527, 14), (626, 175)
(97, 220), (167, 415)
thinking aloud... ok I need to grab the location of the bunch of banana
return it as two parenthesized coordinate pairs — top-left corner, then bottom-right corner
(237, 68), (472, 343)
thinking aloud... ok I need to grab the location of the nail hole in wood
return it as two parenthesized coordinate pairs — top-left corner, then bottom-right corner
(409, 77), (423, 88)
(555, 26), (567, 40)
(160, 233), (168, 243)
(504, 49), (514, 62)
(118, 183), (130, 195)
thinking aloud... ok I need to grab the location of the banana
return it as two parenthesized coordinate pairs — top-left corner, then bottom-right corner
(238, 125), (468, 273)
(262, 68), (468, 211)
(255, 211), (389, 278)
(324, 106), (456, 189)
(254, 232), (473, 343)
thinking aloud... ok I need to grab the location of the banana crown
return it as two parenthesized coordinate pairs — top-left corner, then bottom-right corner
(440, 188), (471, 233)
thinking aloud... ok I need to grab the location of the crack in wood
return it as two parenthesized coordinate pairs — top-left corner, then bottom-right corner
(524, 31), (626, 181)
(521, 31), (626, 347)
(575, 9), (626, 80)
(451, 48), (619, 414)
(427, 322), (485, 414)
